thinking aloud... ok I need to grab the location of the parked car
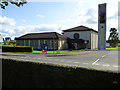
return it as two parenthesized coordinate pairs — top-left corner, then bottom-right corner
(106, 43), (110, 47)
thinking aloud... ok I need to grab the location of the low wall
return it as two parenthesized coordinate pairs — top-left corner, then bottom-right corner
(2, 58), (119, 88)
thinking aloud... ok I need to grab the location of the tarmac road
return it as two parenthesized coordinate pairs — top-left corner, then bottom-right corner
(0, 50), (119, 72)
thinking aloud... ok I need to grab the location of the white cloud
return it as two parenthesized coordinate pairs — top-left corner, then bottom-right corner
(15, 24), (66, 34)
(0, 16), (16, 39)
(0, 16), (16, 26)
(36, 14), (45, 18)
(11, 24), (68, 39)
(1, 23), (67, 39)
(59, 18), (73, 23)
(0, 16), (66, 39)
(73, 7), (98, 30)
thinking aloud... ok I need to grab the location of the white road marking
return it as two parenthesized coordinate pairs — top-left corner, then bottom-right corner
(66, 61), (72, 63)
(92, 59), (100, 65)
(74, 62), (80, 64)
(94, 63), (100, 65)
(83, 63), (89, 65)
(102, 64), (110, 67)
(53, 60), (58, 61)
(102, 55), (106, 58)
(113, 65), (118, 68)
(37, 58), (43, 59)
(60, 60), (65, 62)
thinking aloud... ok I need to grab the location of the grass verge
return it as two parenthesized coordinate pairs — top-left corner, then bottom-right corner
(6, 49), (85, 54)
(106, 47), (120, 50)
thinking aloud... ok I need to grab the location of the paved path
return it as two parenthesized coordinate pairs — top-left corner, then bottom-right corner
(0, 50), (119, 72)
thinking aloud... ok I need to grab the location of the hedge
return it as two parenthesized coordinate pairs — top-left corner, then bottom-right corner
(2, 58), (119, 88)
(2, 46), (33, 52)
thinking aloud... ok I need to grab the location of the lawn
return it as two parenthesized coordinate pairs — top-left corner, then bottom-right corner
(106, 47), (120, 50)
(32, 47), (120, 54)
(32, 50), (85, 54)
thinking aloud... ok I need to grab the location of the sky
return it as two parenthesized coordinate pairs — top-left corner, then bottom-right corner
(0, 0), (119, 40)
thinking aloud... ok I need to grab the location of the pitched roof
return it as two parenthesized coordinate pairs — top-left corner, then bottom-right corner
(62, 25), (98, 33)
(15, 32), (68, 40)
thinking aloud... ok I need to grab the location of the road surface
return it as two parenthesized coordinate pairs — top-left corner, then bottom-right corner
(0, 50), (119, 72)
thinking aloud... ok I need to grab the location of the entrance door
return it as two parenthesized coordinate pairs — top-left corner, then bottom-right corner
(60, 40), (62, 50)
(75, 43), (77, 49)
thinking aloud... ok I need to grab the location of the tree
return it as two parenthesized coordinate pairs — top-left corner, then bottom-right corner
(0, 0), (27, 9)
(5, 37), (11, 41)
(108, 28), (119, 47)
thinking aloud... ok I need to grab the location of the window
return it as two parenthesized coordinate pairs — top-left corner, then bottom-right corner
(74, 33), (79, 39)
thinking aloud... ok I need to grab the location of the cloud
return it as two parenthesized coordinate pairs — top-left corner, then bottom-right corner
(0, 16), (67, 39)
(108, 13), (118, 20)
(36, 14), (45, 18)
(74, 7), (98, 28)
(59, 18), (73, 23)
(56, 7), (98, 31)
(85, 8), (96, 17)
(12, 24), (68, 39)
(0, 16), (68, 39)
(0, 16), (16, 38)
(0, 16), (16, 26)
(86, 18), (97, 24)
(15, 24), (66, 34)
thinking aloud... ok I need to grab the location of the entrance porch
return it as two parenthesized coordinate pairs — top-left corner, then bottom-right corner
(67, 39), (89, 50)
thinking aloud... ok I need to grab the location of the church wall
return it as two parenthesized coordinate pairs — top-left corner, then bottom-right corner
(91, 31), (98, 49)
(16, 39), (64, 50)
(63, 31), (91, 49)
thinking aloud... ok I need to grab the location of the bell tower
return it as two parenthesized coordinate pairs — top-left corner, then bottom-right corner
(98, 3), (107, 50)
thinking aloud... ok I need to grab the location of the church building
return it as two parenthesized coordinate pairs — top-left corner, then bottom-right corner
(62, 25), (98, 50)
(15, 32), (68, 50)
(15, 25), (98, 50)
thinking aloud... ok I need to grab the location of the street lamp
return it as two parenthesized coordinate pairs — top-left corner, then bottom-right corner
(53, 37), (55, 54)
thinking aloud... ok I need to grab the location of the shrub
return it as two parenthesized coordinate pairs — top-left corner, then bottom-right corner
(2, 46), (33, 52)
(2, 40), (16, 45)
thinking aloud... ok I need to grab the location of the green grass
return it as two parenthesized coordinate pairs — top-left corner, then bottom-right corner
(32, 50), (55, 54)
(6, 50), (85, 54)
(32, 47), (120, 54)
(32, 50), (85, 54)
(106, 47), (120, 50)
